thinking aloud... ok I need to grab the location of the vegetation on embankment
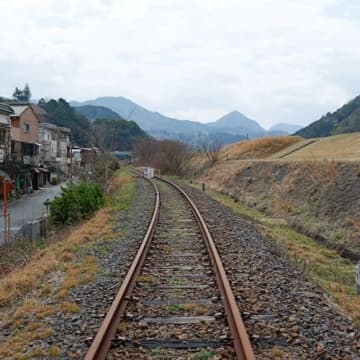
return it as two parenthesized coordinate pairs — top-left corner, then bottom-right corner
(47, 182), (105, 226)
(190, 160), (360, 258)
(0, 169), (134, 359)
(185, 181), (360, 325)
(219, 135), (302, 160)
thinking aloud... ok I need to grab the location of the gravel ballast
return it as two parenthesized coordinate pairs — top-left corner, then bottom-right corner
(179, 181), (360, 359)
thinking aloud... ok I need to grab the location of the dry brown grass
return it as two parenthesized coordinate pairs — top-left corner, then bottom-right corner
(137, 274), (157, 284)
(0, 208), (112, 307)
(0, 170), (135, 358)
(283, 133), (360, 161)
(0, 324), (54, 358)
(182, 303), (209, 315)
(55, 256), (97, 299)
(220, 136), (302, 160)
(59, 301), (81, 314)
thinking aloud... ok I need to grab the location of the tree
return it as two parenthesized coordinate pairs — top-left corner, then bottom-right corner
(23, 84), (31, 101)
(133, 138), (190, 175)
(12, 84), (31, 102)
(196, 132), (222, 162)
(12, 87), (23, 101)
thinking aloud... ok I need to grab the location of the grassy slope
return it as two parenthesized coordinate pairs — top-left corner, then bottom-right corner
(216, 133), (360, 162)
(219, 136), (302, 160)
(279, 133), (360, 161)
(0, 169), (134, 359)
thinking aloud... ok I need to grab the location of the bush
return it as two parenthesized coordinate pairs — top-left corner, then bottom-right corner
(50, 176), (60, 185)
(48, 182), (105, 226)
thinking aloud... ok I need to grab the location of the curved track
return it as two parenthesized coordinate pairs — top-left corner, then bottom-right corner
(85, 175), (254, 359)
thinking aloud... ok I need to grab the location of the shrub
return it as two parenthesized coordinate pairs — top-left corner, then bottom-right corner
(48, 182), (105, 226)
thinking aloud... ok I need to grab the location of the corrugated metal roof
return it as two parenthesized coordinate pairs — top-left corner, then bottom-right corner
(0, 103), (13, 114)
(10, 105), (28, 116)
(40, 122), (71, 133)
(39, 122), (58, 129)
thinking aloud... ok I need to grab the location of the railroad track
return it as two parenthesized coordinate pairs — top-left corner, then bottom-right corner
(85, 175), (254, 359)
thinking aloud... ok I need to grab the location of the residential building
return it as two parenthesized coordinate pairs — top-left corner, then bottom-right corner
(10, 104), (40, 165)
(80, 147), (98, 173)
(0, 103), (13, 163)
(9, 104), (42, 192)
(39, 123), (71, 175)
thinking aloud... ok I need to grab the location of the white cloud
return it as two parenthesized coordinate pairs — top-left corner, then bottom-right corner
(1, 0), (360, 127)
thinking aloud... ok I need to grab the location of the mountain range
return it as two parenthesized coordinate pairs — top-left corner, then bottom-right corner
(72, 97), (300, 144)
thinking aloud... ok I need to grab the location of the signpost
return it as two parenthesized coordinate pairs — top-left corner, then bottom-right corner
(356, 261), (360, 295)
(0, 176), (11, 243)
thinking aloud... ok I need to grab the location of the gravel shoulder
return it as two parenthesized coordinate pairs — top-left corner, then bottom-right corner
(179, 181), (360, 359)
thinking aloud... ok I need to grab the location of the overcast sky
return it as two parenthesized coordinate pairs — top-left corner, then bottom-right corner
(1, 0), (360, 128)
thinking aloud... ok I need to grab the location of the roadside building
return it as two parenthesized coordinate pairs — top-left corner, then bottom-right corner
(0, 103), (13, 163)
(70, 147), (82, 177)
(39, 123), (71, 178)
(9, 104), (41, 192)
(80, 147), (98, 173)
(0, 104), (13, 198)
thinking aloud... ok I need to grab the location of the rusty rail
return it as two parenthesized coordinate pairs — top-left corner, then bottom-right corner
(85, 173), (255, 360)
(85, 177), (160, 360)
(158, 177), (255, 360)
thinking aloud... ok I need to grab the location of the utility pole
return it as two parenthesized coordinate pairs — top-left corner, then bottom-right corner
(1, 176), (9, 243)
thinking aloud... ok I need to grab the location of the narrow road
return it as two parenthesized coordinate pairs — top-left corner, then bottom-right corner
(0, 182), (66, 244)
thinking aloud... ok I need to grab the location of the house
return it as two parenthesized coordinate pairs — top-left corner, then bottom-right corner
(80, 147), (98, 172)
(9, 104), (41, 192)
(10, 104), (40, 165)
(39, 123), (71, 176)
(0, 103), (13, 163)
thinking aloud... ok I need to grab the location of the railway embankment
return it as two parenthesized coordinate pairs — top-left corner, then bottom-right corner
(190, 160), (360, 259)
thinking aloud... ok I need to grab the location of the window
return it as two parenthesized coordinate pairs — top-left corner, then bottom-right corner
(0, 129), (6, 145)
(23, 123), (30, 133)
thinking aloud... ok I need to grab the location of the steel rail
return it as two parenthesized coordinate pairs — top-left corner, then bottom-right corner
(85, 177), (160, 360)
(157, 177), (255, 360)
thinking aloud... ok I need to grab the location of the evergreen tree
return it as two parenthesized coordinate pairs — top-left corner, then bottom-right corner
(23, 83), (31, 101)
(12, 87), (23, 101)
(12, 84), (31, 102)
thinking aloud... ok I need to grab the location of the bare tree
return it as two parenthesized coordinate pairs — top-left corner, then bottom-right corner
(133, 138), (190, 175)
(197, 132), (223, 162)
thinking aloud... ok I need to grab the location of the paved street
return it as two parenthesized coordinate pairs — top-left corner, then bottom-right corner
(0, 182), (67, 244)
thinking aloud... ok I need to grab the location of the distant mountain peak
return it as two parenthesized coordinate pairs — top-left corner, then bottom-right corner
(208, 110), (266, 135)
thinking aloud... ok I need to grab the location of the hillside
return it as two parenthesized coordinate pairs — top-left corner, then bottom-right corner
(39, 98), (92, 146)
(92, 118), (147, 151)
(272, 133), (360, 161)
(220, 136), (302, 160)
(296, 95), (360, 138)
(75, 105), (121, 121)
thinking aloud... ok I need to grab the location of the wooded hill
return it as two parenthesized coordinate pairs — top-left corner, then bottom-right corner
(92, 118), (147, 151)
(296, 95), (360, 138)
(38, 98), (147, 150)
(75, 105), (121, 121)
(39, 98), (93, 146)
